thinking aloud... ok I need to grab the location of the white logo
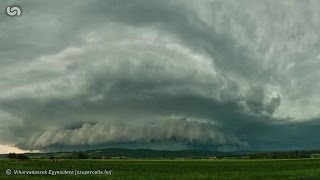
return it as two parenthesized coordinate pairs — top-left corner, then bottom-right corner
(6, 6), (21, 16)
(6, 169), (11, 175)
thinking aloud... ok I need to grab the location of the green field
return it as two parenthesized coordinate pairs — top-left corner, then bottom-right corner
(1, 159), (320, 179)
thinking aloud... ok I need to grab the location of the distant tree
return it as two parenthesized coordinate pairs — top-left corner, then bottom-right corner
(7, 153), (17, 159)
(77, 152), (89, 159)
(7, 153), (29, 160)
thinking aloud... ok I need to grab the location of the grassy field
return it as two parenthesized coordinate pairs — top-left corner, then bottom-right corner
(1, 159), (320, 179)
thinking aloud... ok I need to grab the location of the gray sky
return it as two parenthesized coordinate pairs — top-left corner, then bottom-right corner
(1, 0), (320, 153)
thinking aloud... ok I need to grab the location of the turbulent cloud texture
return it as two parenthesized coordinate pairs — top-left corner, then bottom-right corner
(18, 118), (248, 150)
(1, 0), (320, 152)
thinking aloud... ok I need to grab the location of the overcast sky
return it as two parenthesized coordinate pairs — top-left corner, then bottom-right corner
(1, 0), (320, 153)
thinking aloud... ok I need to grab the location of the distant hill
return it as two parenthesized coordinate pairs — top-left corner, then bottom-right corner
(34, 148), (233, 159)
(1, 148), (319, 159)
(85, 148), (231, 159)
(0, 148), (252, 159)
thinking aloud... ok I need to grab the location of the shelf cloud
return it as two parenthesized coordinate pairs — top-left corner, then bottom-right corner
(17, 118), (248, 150)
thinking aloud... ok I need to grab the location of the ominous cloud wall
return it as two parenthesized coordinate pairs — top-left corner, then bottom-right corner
(1, 0), (320, 151)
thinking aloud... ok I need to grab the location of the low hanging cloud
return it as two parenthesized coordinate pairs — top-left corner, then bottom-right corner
(17, 118), (248, 150)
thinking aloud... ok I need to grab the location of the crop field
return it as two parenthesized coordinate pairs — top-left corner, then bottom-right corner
(1, 159), (320, 179)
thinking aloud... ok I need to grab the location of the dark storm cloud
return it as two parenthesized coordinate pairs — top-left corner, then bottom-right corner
(1, 0), (320, 151)
(16, 118), (248, 150)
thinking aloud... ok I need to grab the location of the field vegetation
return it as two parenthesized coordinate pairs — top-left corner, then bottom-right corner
(1, 158), (320, 179)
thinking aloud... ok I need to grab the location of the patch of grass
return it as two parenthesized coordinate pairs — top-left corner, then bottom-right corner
(0, 159), (320, 179)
